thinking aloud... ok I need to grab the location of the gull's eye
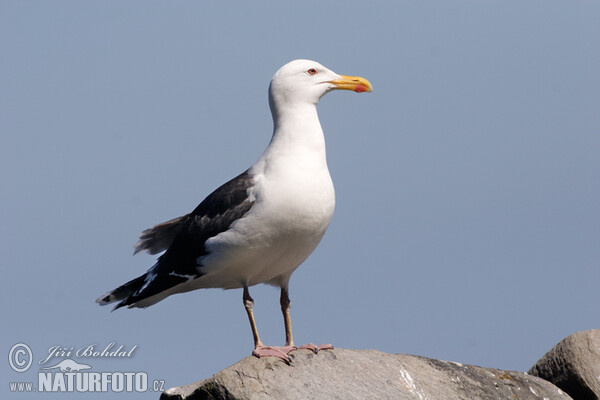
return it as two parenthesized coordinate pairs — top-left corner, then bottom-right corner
(307, 68), (317, 76)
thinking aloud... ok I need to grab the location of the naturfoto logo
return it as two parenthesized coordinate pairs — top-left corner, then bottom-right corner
(8, 342), (165, 394)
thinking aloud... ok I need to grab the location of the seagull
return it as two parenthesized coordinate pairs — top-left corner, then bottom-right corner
(97, 59), (372, 361)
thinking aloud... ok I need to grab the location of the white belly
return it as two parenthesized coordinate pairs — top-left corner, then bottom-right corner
(194, 160), (335, 289)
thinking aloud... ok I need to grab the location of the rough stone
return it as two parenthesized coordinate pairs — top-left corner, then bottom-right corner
(161, 348), (571, 400)
(529, 329), (600, 399)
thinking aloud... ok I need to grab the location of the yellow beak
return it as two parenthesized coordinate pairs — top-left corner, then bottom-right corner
(329, 75), (373, 93)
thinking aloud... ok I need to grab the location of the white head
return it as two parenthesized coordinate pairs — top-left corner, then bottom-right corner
(268, 59), (372, 113)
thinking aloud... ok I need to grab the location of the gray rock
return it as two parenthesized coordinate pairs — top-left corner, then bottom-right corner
(161, 348), (571, 400)
(529, 329), (600, 399)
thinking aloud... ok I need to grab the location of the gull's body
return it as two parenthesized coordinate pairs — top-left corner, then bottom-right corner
(97, 59), (371, 360)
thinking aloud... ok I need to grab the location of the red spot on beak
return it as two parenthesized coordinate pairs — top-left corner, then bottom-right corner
(354, 85), (367, 93)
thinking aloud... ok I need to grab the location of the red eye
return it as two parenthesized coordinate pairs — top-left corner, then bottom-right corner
(307, 68), (317, 75)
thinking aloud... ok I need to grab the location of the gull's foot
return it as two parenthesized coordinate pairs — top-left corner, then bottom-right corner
(295, 343), (334, 354)
(252, 345), (295, 362)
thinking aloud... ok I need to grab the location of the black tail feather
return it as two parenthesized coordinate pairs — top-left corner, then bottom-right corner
(96, 274), (147, 310)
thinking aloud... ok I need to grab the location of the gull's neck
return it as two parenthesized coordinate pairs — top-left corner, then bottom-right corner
(267, 101), (326, 158)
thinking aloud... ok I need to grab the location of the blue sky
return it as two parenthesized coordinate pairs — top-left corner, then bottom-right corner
(2, 1), (599, 398)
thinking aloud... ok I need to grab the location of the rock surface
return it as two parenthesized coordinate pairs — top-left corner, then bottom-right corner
(161, 348), (571, 400)
(529, 329), (600, 400)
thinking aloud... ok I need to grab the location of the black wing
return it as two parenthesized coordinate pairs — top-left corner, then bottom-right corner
(161, 168), (255, 266)
(134, 214), (191, 255)
(114, 170), (256, 308)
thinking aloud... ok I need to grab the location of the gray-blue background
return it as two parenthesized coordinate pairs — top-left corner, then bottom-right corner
(2, 1), (599, 398)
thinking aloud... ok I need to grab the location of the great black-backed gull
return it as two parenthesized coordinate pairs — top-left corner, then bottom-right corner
(97, 59), (372, 361)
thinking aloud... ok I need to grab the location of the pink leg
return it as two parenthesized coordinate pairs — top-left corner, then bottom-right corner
(280, 287), (294, 347)
(280, 287), (334, 355)
(244, 287), (295, 362)
(243, 286), (333, 362)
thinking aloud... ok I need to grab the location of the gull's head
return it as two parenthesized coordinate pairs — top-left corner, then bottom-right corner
(269, 59), (372, 110)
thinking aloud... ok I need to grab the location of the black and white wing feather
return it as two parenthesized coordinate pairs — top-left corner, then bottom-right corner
(97, 170), (255, 309)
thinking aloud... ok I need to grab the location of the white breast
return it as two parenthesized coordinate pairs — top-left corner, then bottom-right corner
(197, 138), (335, 289)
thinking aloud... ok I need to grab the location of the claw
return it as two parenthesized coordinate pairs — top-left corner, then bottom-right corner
(295, 343), (334, 354)
(252, 345), (295, 362)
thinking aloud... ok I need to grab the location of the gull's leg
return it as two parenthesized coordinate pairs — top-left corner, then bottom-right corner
(280, 286), (295, 348)
(282, 286), (334, 355)
(243, 286), (263, 349)
(243, 286), (293, 362)
(281, 286), (334, 355)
